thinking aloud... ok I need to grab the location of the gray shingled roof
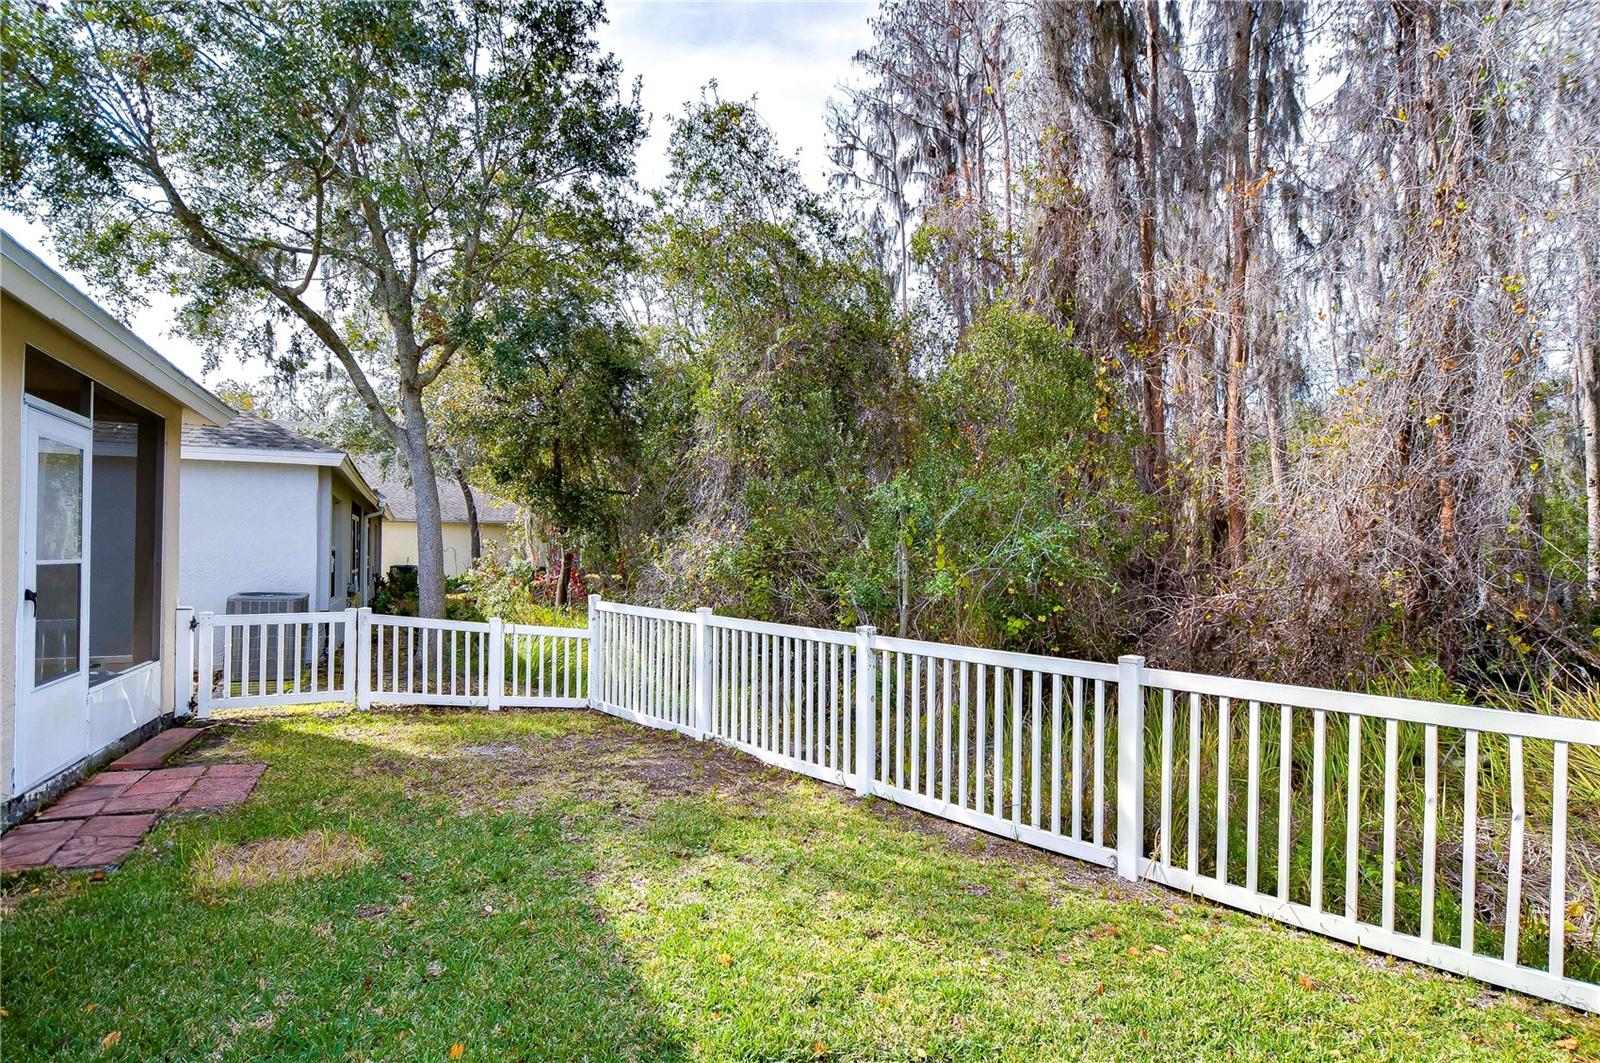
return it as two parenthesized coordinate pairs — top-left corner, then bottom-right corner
(182, 412), (340, 453)
(351, 454), (518, 525)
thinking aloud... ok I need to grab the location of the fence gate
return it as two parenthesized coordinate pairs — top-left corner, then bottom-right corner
(185, 608), (358, 715)
(178, 607), (590, 717)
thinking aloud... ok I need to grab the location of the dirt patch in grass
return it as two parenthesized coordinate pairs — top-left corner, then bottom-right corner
(192, 830), (376, 892)
(444, 714), (807, 819)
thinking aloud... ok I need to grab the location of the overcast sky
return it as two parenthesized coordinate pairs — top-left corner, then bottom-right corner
(1, 0), (875, 386)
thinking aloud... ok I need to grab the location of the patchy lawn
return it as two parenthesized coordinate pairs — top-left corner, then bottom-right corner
(2, 705), (1597, 1061)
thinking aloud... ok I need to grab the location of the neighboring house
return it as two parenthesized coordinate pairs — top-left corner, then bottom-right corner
(2, 231), (237, 821)
(353, 456), (518, 579)
(179, 415), (383, 617)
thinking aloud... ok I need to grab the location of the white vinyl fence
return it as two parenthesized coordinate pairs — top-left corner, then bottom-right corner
(174, 599), (1599, 1011)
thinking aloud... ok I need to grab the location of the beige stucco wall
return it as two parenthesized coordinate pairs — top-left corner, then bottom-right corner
(379, 520), (508, 579)
(2, 293), (187, 803)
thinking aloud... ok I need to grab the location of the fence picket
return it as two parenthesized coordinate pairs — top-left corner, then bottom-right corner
(1218, 697), (1231, 883)
(1506, 736), (1526, 965)
(1311, 709), (1326, 912)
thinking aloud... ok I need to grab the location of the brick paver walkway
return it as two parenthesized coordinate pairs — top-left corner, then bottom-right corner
(1, 762), (267, 873)
(107, 727), (205, 770)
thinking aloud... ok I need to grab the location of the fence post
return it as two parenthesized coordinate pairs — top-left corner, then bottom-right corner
(1116, 654), (1147, 882)
(342, 606), (360, 708)
(488, 616), (505, 712)
(854, 625), (878, 797)
(587, 595), (604, 709)
(196, 612), (215, 719)
(693, 606), (714, 739)
(356, 607), (373, 710)
(174, 607), (195, 718)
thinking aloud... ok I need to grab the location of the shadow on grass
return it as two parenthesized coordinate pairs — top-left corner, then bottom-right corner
(0, 713), (689, 1061)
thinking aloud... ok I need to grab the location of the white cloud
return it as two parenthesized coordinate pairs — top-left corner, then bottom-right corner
(600, 0), (874, 189)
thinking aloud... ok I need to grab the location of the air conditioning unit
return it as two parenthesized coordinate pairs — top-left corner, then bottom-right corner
(226, 592), (311, 677)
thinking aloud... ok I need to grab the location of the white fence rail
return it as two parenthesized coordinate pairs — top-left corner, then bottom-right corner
(189, 608), (357, 713)
(173, 599), (1599, 1011)
(183, 607), (588, 715)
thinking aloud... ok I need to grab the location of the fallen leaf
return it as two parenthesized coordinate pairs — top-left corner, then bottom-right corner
(1148, 944), (1169, 955)
(717, 953), (732, 967)
(426, 961), (444, 979)
(100, 1030), (121, 1050)
(83, 1003), (98, 1013)
(1296, 974), (1317, 991)
(811, 1041), (827, 1057)
(1092, 982), (1105, 995)
(449, 1043), (466, 1060)
(1553, 1035), (1578, 1050)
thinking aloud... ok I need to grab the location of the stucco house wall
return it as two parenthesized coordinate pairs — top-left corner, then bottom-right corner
(379, 519), (509, 579)
(178, 460), (321, 616)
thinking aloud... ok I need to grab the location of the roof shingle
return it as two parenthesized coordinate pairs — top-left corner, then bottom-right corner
(351, 455), (518, 525)
(181, 413), (340, 454)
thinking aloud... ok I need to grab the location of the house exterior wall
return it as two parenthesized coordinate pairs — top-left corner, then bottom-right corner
(178, 459), (323, 617)
(2, 293), (186, 805)
(378, 520), (508, 579)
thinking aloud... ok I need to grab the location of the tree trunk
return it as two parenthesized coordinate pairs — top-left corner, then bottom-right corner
(896, 514), (910, 638)
(1222, 4), (1255, 570)
(1127, 0), (1166, 493)
(397, 384), (448, 618)
(1579, 227), (1600, 600)
(1262, 359), (1289, 504)
(555, 544), (573, 608)
(450, 459), (482, 563)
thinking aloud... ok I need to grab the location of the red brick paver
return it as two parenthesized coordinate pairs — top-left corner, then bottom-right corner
(1, 763), (267, 873)
(107, 728), (206, 771)
(34, 772), (148, 820)
(49, 814), (159, 868)
(99, 790), (181, 814)
(123, 766), (208, 795)
(0, 819), (83, 871)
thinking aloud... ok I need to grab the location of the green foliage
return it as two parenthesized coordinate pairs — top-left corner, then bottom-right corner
(630, 102), (1152, 658)
(449, 307), (650, 546)
(642, 95), (911, 620)
(453, 553), (605, 627)
(3, 0), (643, 361)
(5, 0), (646, 618)
(845, 301), (1153, 653)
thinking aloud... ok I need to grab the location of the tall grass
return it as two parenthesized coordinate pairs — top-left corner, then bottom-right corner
(1136, 678), (1600, 983)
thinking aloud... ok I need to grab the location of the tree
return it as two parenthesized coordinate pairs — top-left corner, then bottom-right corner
(645, 95), (910, 622)
(447, 304), (650, 607)
(3, 0), (642, 616)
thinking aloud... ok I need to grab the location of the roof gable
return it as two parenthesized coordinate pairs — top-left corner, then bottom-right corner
(1, 231), (236, 425)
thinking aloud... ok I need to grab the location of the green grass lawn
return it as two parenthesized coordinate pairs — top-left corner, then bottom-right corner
(3, 705), (1597, 1061)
